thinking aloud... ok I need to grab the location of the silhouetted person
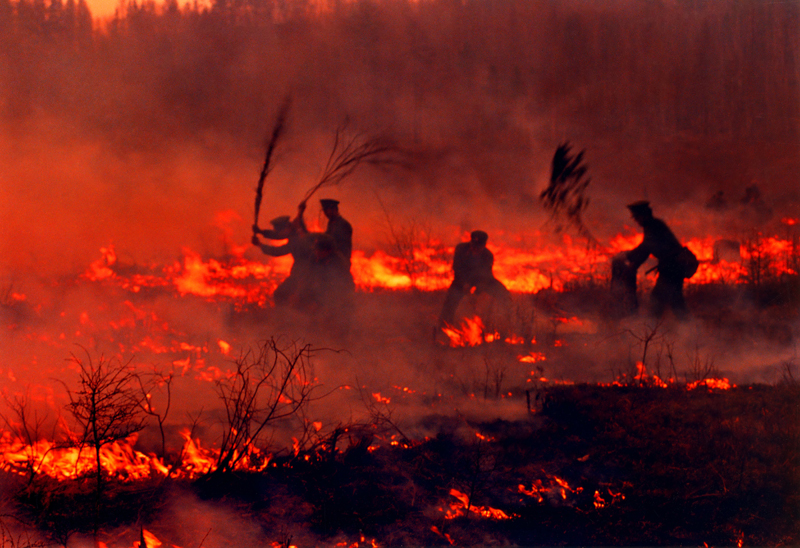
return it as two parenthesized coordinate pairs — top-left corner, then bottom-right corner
(308, 234), (355, 312)
(294, 198), (353, 266)
(610, 251), (639, 316)
(319, 199), (353, 265)
(252, 214), (318, 307)
(739, 184), (773, 225)
(705, 190), (728, 211)
(438, 230), (512, 329)
(623, 201), (690, 319)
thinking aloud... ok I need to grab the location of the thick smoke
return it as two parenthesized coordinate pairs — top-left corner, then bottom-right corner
(0, 1), (798, 543)
(1, 0), (798, 278)
(0, 0), (797, 389)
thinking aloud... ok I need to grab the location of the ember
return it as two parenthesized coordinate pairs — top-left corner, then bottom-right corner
(518, 474), (584, 505)
(441, 488), (514, 520)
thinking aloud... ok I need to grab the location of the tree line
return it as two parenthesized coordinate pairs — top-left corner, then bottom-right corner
(0, 0), (797, 150)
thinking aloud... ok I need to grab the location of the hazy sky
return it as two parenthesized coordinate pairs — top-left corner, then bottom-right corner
(89, 0), (208, 19)
(88, 0), (121, 18)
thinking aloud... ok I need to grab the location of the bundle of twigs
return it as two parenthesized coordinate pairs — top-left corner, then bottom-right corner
(540, 142), (599, 247)
(300, 122), (395, 205)
(254, 97), (291, 229)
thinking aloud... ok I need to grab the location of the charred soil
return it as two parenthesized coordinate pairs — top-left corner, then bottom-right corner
(6, 383), (798, 547)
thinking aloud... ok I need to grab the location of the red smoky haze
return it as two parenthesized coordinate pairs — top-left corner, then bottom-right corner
(1, 0), (797, 285)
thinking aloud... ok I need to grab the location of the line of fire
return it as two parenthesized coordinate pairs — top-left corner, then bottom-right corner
(1, 187), (797, 547)
(1, 0), (799, 546)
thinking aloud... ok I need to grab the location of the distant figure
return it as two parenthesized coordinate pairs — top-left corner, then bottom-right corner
(252, 214), (318, 307)
(705, 190), (728, 211)
(319, 199), (353, 265)
(739, 184), (773, 226)
(622, 201), (696, 319)
(437, 230), (512, 329)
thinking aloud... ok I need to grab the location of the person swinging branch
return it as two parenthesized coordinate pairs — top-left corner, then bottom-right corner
(294, 198), (353, 266)
(252, 213), (317, 307)
(621, 201), (697, 319)
(319, 198), (353, 266)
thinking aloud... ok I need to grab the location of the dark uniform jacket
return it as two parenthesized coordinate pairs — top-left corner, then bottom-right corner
(309, 250), (355, 309)
(452, 242), (495, 288)
(626, 217), (683, 277)
(325, 216), (353, 262)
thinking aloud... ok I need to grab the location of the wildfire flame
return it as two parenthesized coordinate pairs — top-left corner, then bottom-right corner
(0, 432), (167, 481)
(687, 378), (735, 390)
(518, 474), (583, 503)
(81, 223), (798, 306)
(0, 428), (274, 482)
(442, 488), (513, 520)
(441, 316), (487, 347)
(441, 316), (531, 348)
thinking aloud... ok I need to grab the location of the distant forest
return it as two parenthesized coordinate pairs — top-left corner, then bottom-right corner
(1, 0), (798, 151)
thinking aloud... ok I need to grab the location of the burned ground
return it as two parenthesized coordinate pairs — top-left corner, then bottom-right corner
(0, 279), (798, 547)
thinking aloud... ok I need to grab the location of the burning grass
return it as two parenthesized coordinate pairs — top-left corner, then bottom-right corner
(0, 224), (798, 546)
(0, 379), (797, 546)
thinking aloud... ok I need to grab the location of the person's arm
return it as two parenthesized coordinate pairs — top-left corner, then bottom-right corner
(262, 228), (290, 240)
(626, 238), (651, 269)
(292, 201), (309, 233)
(252, 235), (291, 257)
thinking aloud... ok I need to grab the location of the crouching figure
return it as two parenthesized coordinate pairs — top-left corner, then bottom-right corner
(618, 201), (698, 319)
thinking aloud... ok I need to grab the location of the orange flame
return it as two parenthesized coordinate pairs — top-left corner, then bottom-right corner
(0, 432), (166, 481)
(134, 529), (163, 548)
(518, 352), (546, 363)
(443, 488), (512, 520)
(441, 316), (487, 347)
(687, 378), (734, 390)
(518, 473), (584, 504)
(83, 224), (798, 306)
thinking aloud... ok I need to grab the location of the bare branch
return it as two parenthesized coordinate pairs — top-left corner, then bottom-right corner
(209, 337), (322, 475)
(301, 122), (396, 204)
(62, 349), (146, 482)
(254, 97), (291, 228)
(135, 367), (175, 460)
(0, 390), (55, 485)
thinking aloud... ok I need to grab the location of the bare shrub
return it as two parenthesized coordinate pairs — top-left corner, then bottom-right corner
(451, 423), (501, 520)
(683, 344), (720, 384)
(56, 349), (147, 537)
(135, 367), (175, 461)
(357, 384), (410, 445)
(621, 318), (667, 385)
(512, 297), (538, 345)
(481, 355), (507, 400)
(209, 337), (319, 476)
(375, 197), (446, 291)
(0, 518), (45, 548)
(62, 350), (146, 486)
(778, 359), (798, 390)
(0, 392), (56, 487)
